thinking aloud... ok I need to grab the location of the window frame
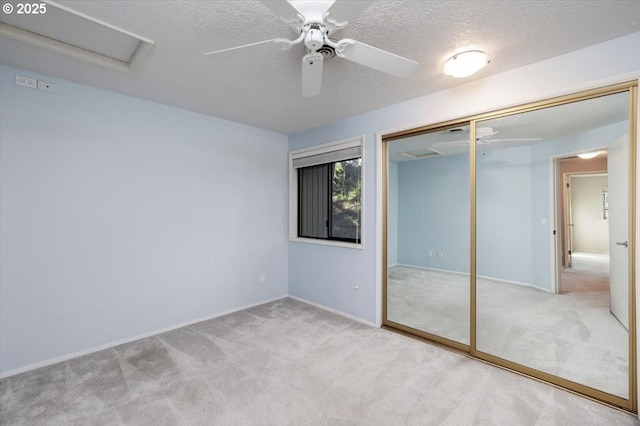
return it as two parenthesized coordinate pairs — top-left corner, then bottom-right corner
(289, 135), (365, 249)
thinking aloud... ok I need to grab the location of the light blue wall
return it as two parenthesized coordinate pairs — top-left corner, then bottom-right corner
(288, 32), (639, 322)
(0, 64), (289, 374)
(288, 117), (377, 321)
(477, 145), (534, 283)
(3, 31), (637, 371)
(396, 154), (470, 272)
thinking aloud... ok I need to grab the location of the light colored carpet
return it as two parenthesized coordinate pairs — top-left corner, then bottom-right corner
(387, 264), (628, 399)
(561, 251), (610, 293)
(1, 297), (637, 425)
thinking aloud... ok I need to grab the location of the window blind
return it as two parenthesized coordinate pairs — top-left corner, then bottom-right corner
(292, 145), (362, 169)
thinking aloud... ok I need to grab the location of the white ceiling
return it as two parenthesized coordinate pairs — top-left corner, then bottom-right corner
(1, 0), (639, 134)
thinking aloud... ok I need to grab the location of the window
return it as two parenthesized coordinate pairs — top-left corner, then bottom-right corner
(290, 136), (364, 247)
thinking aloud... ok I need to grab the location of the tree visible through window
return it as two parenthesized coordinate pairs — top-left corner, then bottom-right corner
(330, 159), (361, 241)
(298, 158), (361, 243)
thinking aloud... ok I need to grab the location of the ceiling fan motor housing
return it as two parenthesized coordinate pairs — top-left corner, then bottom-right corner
(304, 25), (324, 50)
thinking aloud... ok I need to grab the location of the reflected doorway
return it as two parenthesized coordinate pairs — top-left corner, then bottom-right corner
(557, 156), (610, 296)
(561, 251), (609, 293)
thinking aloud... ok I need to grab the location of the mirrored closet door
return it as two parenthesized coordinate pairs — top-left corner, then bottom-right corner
(385, 125), (470, 348)
(474, 91), (632, 403)
(383, 82), (637, 411)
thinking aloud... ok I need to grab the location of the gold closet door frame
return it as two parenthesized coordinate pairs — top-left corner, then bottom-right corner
(381, 81), (638, 412)
(382, 119), (473, 354)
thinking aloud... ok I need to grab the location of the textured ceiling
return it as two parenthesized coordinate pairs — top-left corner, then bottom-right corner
(1, 0), (639, 134)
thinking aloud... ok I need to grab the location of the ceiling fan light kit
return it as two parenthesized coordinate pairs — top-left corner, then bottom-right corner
(205, 1), (419, 97)
(444, 50), (490, 78)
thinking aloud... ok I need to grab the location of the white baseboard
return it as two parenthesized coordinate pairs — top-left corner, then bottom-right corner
(0, 294), (288, 379)
(287, 295), (376, 327)
(393, 263), (553, 293)
(394, 263), (469, 276)
(476, 274), (553, 293)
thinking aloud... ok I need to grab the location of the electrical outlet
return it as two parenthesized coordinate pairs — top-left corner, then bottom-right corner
(16, 76), (37, 89)
(427, 250), (432, 257)
(37, 80), (58, 93)
(437, 251), (444, 259)
(259, 273), (266, 284)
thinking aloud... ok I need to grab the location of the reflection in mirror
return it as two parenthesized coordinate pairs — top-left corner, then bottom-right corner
(386, 126), (470, 345)
(475, 92), (630, 399)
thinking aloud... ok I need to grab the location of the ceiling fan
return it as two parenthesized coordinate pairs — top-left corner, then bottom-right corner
(204, 0), (419, 97)
(429, 126), (543, 155)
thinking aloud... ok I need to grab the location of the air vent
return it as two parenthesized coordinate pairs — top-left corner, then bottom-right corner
(400, 148), (443, 159)
(0, 1), (153, 73)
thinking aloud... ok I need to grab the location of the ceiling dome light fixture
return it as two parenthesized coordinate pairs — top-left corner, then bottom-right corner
(578, 151), (600, 159)
(444, 50), (490, 78)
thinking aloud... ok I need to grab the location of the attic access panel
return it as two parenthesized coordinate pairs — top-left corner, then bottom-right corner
(0, 0), (153, 73)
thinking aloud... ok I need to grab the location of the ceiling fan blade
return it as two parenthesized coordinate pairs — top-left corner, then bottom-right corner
(340, 40), (419, 78)
(259, 0), (302, 22)
(326, 0), (375, 25)
(205, 39), (282, 59)
(485, 138), (543, 143)
(302, 52), (323, 97)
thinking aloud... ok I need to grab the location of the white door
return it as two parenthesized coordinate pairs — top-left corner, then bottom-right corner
(608, 135), (629, 330)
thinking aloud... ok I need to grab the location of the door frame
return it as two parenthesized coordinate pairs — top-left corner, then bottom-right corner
(552, 160), (608, 294)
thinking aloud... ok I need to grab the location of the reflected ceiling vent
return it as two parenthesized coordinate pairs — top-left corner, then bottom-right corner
(400, 148), (443, 160)
(0, 1), (154, 73)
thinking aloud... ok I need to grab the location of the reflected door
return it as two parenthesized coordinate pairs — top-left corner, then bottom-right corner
(608, 135), (629, 329)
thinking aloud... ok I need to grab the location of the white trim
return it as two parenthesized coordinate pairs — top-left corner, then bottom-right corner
(289, 237), (363, 250)
(476, 274), (553, 293)
(375, 131), (384, 327)
(0, 295), (287, 379)
(0, 1), (154, 74)
(0, 23), (131, 74)
(393, 263), (469, 277)
(287, 295), (376, 327)
(550, 156), (559, 294)
(289, 134), (365, 247)
(289, 135), (363, 159)
(551, 145), (611, 295)
(44, 1), (154, 44)
(392, 263), (553, 293)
